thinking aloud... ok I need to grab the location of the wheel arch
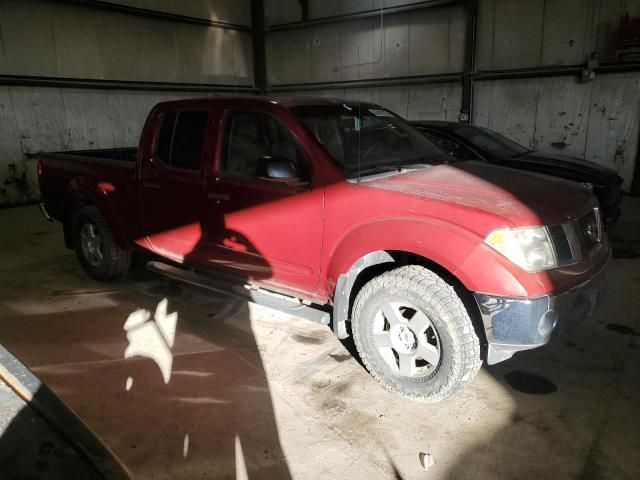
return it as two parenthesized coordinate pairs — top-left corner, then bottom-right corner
(63, 177), (130, 250)
(331, 248), (484, 351)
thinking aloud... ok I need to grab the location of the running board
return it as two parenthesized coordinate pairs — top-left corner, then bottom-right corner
(146, 261), (330, 326)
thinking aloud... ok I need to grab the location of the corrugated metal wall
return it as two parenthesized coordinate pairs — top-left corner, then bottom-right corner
(1, 0), (639, 205)
(266, 0), (640, 191)
(266, 4), (466, 84)
(0, 0), (253, 205)
(474, 0), (640, 190)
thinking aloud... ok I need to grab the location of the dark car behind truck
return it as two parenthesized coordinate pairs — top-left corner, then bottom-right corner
(411, 120), (624, 226)
(37, 97), (610, 402)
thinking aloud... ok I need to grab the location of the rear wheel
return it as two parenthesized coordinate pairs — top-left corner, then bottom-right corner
(352, 265), (481, 402)
(73, 206), (131, 281)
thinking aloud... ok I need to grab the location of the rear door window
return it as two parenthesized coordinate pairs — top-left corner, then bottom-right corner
(156, 111), (177, 165)
(155, 110), (209, 170)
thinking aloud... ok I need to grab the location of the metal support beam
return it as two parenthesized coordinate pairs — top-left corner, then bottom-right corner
(460, 0), (478, 122)
(474, 62), (640, 80)
(0, 74), (259, 93)
(266, 0), (462, 32)
(251, 0), (268, 93)
(300, 0), (309, 21)
(268, 73), (463, 92)
(267, 62), (640, 93)
(50, 0), (252, 31)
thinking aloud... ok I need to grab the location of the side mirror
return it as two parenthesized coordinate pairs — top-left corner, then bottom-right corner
(257, 156), (308, 187)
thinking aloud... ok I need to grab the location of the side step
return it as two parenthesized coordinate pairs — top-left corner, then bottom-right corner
(146, 261), (330, 326)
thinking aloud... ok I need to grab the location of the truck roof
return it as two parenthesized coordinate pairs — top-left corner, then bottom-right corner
(154, 95), (382, 109)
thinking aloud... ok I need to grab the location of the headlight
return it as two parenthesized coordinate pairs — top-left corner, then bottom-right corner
(485, 226), (557, 272)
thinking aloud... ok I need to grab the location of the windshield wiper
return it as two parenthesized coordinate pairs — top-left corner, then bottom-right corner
(356, 161), (431, 177)
(355, 164), (402, 175)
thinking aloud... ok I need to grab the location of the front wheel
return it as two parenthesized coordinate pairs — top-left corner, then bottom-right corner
(73, 206), (131, 281)
(352, 265), (482, 402)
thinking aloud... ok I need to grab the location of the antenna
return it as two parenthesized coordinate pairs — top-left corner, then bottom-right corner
(357, 102), (362, 183)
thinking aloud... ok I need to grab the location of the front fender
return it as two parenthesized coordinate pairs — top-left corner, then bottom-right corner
(325, 217), (482, 295)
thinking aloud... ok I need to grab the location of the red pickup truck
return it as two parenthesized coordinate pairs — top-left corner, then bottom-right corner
(37, 97), (610, 401)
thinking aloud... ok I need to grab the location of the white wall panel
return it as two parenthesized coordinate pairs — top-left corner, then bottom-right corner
(585, 73), (640, 187)
(266, 6), (465, 85)
(541, 0), (592, 66)
(0, 1), (59, 76)
(473, 74), (640, 190)
(407, 83), (462, 121)
(0, 0), (253, 85)
(97, 12), (143, 81)
(102, 0), (251, 26)
(532, 77), (591, 158)
(0, 87), (29, 205)
(264, 0), (302, 26)
(52, 8), (105, 79)
(477, 0), (545, 70)
(472, 78), (539, 147)
(477, 0), (640, 69)
(409, 5), (465, 75)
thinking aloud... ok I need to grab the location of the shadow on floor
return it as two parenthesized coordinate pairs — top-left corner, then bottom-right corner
(0, 269), (292, 479)
(0, 383), (104, 480)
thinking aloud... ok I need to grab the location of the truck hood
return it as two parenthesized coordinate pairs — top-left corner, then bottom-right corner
(362, 161), (595, 226)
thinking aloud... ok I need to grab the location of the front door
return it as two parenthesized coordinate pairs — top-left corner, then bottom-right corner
(202, 110), (324, 297)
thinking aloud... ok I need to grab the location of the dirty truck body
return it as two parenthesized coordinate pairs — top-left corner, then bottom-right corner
(37, 97), (610, 401)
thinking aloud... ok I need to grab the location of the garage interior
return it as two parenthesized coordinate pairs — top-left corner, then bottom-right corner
(1, 0), (640, 478)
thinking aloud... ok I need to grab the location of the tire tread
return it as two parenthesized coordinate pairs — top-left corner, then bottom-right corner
(351, 265), (482, 402)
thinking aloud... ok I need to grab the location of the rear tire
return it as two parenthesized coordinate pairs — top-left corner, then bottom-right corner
(73, 206), (131, 281)
(352, 265), (481, 402)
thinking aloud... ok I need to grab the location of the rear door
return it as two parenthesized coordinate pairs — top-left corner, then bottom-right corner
(201, 109), (324, 297)
(139, 108), (212, 263)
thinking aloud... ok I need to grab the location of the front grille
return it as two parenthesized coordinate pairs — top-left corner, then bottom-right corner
(548, 224), (573, 264)
(574, 208), (602, 260)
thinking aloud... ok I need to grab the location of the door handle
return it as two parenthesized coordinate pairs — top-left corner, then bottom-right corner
(143, 181), (161, 190)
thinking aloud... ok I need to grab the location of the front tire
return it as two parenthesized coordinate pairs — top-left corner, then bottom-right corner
(73, 206), (131, 281)
(352, 265), (481, 402)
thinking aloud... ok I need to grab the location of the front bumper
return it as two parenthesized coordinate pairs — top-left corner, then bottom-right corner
(474, 255), (610, 364)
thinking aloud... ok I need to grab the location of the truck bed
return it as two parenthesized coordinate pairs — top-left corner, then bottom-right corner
(37, 147), (138, 165)
(37, 147), (139, 229)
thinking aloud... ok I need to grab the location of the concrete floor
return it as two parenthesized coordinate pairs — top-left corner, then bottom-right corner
(0, 201), (639, 479)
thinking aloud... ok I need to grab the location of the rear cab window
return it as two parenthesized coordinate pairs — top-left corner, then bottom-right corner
(155, 110), (209, 171)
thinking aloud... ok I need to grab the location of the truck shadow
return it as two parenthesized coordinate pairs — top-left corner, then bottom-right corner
(0, 243), (292, 479)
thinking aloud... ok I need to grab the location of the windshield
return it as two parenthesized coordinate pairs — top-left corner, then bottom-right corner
(450, 124), (529, 158)
(292, 104), (449, 177)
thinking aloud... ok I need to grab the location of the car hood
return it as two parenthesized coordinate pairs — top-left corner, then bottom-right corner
(504, 151), (619, 184)
(361, 161), (596, 226)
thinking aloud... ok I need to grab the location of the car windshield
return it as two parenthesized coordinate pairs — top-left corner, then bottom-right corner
(450, 124), (529, 158)
(292, 104), (449, 177)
